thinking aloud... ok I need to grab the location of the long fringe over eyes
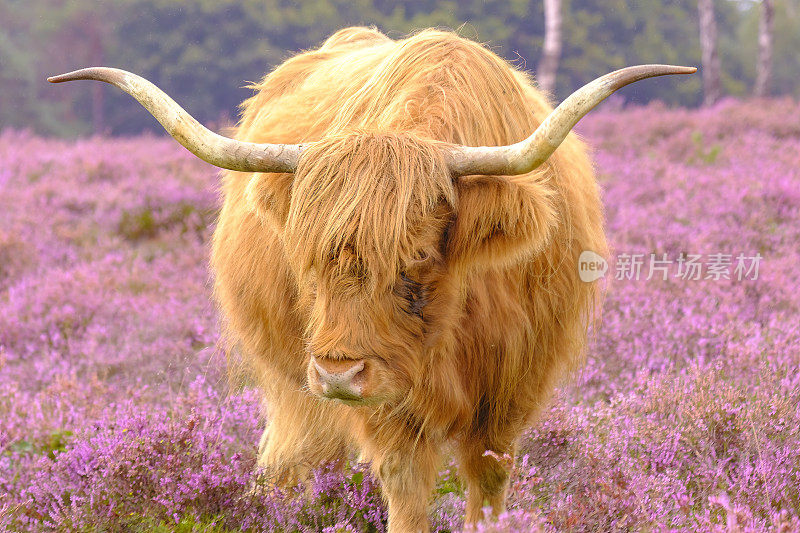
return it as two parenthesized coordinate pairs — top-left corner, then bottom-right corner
(284, 132), (455, 295)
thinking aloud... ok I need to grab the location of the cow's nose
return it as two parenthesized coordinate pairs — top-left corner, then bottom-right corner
(311, 356), (366, 400)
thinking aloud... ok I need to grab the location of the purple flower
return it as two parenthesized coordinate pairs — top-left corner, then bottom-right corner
(2, 98), (800, 531)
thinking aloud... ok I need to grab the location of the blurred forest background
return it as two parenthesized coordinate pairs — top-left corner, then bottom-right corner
(1, 0), (798, 136)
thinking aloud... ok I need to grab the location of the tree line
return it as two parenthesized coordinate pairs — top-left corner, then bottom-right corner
(1, 0), (797, 136)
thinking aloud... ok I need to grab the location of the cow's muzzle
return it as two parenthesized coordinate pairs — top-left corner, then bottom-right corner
(308, 356), (370, 402)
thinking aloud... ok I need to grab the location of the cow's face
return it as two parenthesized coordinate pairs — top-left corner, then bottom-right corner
(246, 131), (558, 407)
(282, 133), (455, 406)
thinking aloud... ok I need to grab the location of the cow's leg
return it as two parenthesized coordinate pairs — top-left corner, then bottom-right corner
(456, 435), (517, 525)
(257, 387), (353, 485)
(367, 432), (440, 533)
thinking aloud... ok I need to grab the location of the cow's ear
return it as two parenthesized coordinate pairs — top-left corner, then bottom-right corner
(244, 171), (293, 230)
(448, 172), (559, 270)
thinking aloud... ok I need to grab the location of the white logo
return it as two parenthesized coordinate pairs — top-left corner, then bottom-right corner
(578, 250), (608, 282)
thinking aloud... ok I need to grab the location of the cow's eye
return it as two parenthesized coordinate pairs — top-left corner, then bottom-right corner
(399, 271), (426, 319)
(409, 249), (430, 266)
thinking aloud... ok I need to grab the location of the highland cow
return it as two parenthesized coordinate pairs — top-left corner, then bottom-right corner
(50, 27), (694, 532)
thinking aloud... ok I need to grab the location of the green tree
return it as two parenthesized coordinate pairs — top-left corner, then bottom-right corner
(1, 0), (127, 134)
(2, 0), (797, 136)
(738, 0), (800, 98)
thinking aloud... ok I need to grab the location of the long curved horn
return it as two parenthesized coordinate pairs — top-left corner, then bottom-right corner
(48, 67), (302, 173)
(445, 64), (697, 177)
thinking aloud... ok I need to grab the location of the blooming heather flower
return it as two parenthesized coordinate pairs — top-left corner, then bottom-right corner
(1, 99), (800, 531)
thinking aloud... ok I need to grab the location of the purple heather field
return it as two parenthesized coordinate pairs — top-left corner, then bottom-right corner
(1, 99), (800, 532)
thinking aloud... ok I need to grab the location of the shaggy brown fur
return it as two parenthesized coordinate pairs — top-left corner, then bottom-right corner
(211, 27), (606, 532)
